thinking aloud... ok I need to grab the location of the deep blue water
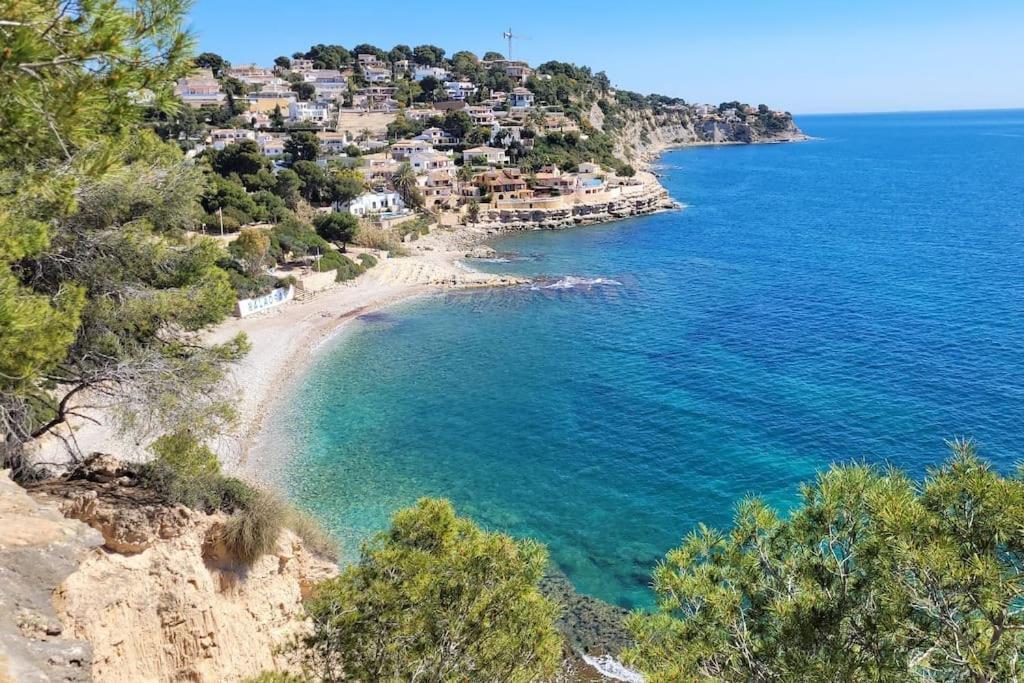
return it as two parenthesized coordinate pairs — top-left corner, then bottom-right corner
(273, 110), (1024, 610)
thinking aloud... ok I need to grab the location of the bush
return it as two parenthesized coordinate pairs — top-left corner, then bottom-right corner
(286, 508), (339, 561)
(357, 253), (377, 268)
(140, 438), (335, 566)
(243, 673), (305, 683)
(624, 441), (1024, 682)
(301, 498), (561, 682)
(202, 212), (241, 234)
(353, 225), (404, 253)
(139, 432), (256, 513)
(318, 251), (365, 282)
(149, 431), (220, 479)
(222, 491), (287, 565)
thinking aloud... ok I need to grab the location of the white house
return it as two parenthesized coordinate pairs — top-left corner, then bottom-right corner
(467, 107), (497, 126)
(288, 100), (331, 124)
(362, 66), (392, 84)
(210, 128), (256, 150)
(173, 69), (225, 107)
(340, 191), (406, 217)
(316, 131), (352, 155)
(415, 127), (460, 146)
(390, 139), (435, 160)
(509, 87), (535, 109)
(412, 65), (449, 82)
(444, 80), (478, 101)
(409, 150), (455, 175)
(462, 146), (508, 166)
(313, 81), (348, 101)
(490, 124), (523, 145)
(256, 133), (286, 156)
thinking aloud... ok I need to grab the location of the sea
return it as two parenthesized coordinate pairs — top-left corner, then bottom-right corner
(268, 110), (1024, 610)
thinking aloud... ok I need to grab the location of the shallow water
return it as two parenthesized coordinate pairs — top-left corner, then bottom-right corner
(270, 110), (1024, 609)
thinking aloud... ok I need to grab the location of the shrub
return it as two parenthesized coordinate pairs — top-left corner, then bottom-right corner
(357, 253), (377, 268)
(318, 251), (365, 282)
(202, 212), (241, 234)
(301, 498), (561, 682)
(222, 491), (287, 565)
(624, 441), (1024, 682)
(140, 439), (334, 565)
(149, 431), (220, 479)
(243, 673), (305, 683)
(286, 508), (340, 561)
(353, 225), (406, 254)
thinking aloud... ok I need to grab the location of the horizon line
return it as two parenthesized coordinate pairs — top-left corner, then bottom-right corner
(793, 106), (1024, 117)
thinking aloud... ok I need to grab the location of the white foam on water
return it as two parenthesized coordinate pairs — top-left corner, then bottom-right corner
(582, 654), (645, 682)
(541, 276), (623, 290)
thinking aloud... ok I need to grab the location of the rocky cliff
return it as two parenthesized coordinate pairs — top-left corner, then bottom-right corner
(2, 457), (336, 683)
(590, 100), (808, 166)
(0, 470), (101, 683)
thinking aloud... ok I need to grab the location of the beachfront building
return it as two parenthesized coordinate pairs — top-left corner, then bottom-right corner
(420, 171), (455, 207)
(210, 128), (256, 150)
(339, 191), (406, 217)
(509, 87), (535, 109)
(174, 69), (225, 107)
(531, 165), (579, 195)
(474, 168), (533, 202)
(463, 146), (508, 166)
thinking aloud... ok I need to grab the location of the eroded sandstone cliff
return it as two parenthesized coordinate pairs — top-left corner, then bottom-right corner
(4, 456), (336, 683)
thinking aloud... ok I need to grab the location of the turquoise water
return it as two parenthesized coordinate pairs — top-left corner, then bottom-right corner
(275, 110), (1024, 610)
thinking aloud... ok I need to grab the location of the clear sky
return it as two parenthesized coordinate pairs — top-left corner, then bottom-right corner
(186, 0), (1024, 114)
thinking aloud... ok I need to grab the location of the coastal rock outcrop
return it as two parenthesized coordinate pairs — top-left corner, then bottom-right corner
(472, 175), (675, 233)
(18, 456), (337, 683)
(0, 470), (102, 683)
(592, 101), (808, 165)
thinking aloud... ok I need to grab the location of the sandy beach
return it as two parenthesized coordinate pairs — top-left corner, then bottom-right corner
(208, 230), (525, 481)
(32, 170), (673, 478)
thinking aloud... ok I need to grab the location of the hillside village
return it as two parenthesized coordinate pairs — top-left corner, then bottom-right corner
(156, 42), (802, 313)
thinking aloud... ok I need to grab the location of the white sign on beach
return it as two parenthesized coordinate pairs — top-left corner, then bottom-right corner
(236, 285), (294, 317)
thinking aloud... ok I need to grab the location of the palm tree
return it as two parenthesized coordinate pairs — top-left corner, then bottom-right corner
(391, 162), (423, 209)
